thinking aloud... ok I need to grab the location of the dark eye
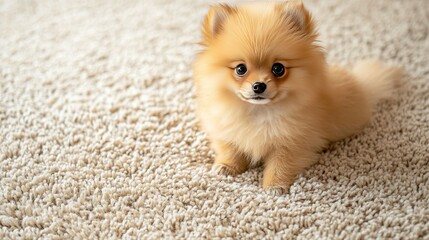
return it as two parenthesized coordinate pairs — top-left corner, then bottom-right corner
(272, 63), (285, 77)
(235, 64), (247, 77)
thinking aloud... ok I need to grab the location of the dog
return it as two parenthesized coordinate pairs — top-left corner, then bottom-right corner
(192, 1), (402, 193)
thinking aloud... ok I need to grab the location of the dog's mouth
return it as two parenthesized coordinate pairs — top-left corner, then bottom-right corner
(253, 96), (265, 100)
(247, 97), (271, 105)
(238, 92), (272, 105)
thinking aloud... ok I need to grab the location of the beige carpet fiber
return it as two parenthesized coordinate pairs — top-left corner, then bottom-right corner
(1, 0), (428, 239)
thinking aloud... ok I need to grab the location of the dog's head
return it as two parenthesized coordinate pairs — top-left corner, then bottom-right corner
(196, 1), (325, 106)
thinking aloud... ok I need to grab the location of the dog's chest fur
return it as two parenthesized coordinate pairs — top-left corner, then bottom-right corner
(206, 103), (292, 164)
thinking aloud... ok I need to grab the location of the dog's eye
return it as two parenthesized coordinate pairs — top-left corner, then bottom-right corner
(235, 64), (247, 77)
(272, 63), (285, 77)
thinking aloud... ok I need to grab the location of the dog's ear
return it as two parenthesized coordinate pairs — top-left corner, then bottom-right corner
(279, 1), (315, 35)
(202, 4), (236, 45)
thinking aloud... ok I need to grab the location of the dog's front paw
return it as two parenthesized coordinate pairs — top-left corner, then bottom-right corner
(264, 185), (289, 195)
(211, 163), (238, 176)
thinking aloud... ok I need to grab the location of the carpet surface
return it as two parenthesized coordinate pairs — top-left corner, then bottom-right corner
(1, 0), (428, 239)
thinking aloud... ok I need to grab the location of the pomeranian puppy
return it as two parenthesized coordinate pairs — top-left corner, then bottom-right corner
(193, 1), (402, 192)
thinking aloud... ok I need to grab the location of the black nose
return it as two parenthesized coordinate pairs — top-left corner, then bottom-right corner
(252, 82), (266, 94)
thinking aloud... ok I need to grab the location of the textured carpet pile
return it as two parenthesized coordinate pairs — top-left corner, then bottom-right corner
(1, 0), (428, 239)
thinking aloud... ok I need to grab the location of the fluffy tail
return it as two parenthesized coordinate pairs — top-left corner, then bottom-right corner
(352, 60), (403, 106)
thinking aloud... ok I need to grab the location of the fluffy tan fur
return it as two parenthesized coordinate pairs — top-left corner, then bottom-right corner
(193, 1), (402, 192)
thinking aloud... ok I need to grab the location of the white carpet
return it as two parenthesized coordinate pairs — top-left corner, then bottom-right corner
(1, 0), (428, 239)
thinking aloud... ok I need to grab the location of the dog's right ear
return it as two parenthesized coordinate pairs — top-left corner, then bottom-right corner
(201, 4), (236, 45)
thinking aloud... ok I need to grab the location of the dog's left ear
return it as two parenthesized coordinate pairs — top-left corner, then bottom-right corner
(201, 4), (236, 45)
(279, 1), (315, 35)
